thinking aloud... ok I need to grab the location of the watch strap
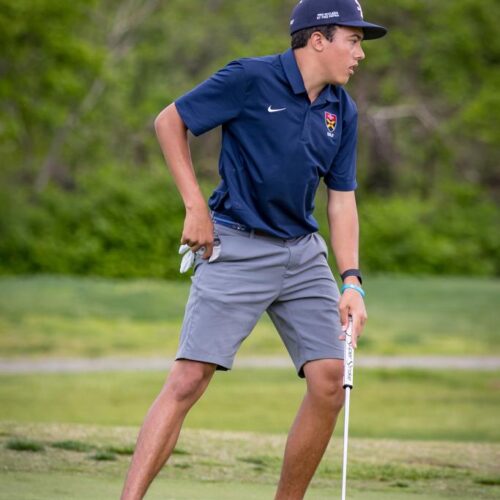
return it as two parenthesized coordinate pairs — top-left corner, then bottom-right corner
(341, 268), (363, 285)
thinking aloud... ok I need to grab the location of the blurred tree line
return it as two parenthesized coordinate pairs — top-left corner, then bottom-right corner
(0, 0), (499, 278)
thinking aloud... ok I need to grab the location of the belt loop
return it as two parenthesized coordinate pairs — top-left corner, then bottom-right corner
(250, 229), (255, 239)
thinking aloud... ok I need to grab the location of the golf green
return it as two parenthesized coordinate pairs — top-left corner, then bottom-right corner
(0, 472), (476, 500)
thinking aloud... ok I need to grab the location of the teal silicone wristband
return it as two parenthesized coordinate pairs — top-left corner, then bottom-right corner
(341, 284), (366, 298)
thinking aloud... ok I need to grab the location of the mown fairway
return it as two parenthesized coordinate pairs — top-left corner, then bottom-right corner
(1, 422), (499, 500)
(2, 473), (469, 500)
(0, 275), (498, 358)
(1, 275), (499, 498)
(1, 368), (499, 442)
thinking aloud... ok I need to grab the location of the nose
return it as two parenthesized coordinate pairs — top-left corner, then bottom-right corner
(356, 45), (365, 61)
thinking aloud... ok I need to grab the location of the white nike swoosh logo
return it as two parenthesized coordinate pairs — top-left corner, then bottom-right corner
(268, 106), (287, 113)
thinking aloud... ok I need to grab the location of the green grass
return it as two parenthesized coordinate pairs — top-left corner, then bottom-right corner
(1, 275), (498, 498)
(0, 274), (498, 358)
(89, 450), (117, 461)
(5, 437), (45, 452)
(1, 368), (498, 441)
(0, 422), (499, 499)
(50, 439), (96, 452)
(2, 472), (482, 500)
(105, 443), (135, 455)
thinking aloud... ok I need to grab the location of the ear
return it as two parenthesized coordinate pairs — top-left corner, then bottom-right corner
(309, 31), (327, 52)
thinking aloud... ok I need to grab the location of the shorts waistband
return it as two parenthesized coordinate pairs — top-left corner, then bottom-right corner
(211, 212), (271, 238)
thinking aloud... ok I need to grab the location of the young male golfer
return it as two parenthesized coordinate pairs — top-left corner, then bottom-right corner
(121, 1), (387, 498)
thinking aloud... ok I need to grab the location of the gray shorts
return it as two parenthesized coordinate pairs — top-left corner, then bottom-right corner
(176, 222), (344, 378)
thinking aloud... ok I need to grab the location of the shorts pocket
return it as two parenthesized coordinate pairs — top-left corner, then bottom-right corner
(208, 241), (222, 263)
(208, 227), (223, 263)
(192, 228), (222, 273)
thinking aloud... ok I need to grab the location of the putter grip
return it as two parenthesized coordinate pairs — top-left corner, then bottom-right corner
(343, 317), (354, 389)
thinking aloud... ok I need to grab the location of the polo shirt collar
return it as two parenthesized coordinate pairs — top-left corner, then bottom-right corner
(280, 49), (306, 95)
(280, 49), (339, 104)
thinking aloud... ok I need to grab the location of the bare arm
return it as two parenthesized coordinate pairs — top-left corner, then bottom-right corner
(327, 189), (367, 346)
(154, 103), (213, 258)
(327, 189), (359, 276)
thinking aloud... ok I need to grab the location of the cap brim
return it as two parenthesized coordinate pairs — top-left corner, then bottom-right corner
(337, 20), (388, 40)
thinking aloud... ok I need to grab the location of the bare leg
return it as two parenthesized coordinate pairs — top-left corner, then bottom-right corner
(274, 359), (345, 500)
(120, 360), (216, 500)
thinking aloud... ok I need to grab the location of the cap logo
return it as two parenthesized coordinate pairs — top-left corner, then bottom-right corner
(317, 11), (339, 20)
(325, 112), (337, 137)
(353, 0), (364, 18)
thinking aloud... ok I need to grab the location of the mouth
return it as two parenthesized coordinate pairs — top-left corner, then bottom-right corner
(348, 64), (358, 75)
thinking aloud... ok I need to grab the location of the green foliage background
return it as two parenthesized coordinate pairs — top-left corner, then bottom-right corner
(1, 0), (499, 278)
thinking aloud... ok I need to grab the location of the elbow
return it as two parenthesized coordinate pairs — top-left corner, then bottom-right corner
(154, 103), (186, 135)
(154, 103), (175, 133)
(154, 105), (169, 133)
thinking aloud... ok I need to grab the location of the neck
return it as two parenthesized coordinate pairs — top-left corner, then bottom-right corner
(294, 47), (328, 104)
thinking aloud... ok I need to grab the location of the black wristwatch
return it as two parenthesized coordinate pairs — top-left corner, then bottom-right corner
(341, 268), (363, 285)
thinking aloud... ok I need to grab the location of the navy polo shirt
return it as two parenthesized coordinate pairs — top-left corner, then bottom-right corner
(175, 49), (358, 239)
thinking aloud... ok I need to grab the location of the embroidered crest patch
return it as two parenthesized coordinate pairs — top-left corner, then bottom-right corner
(325, 112), (337, 137)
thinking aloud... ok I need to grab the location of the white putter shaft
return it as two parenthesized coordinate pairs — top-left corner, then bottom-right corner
(341, 316), (354, 500)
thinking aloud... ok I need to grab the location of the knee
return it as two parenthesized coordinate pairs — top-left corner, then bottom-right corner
(164, 361), (214, 405)
(310, 379), (345, 413)
(304, 360), (345, 413)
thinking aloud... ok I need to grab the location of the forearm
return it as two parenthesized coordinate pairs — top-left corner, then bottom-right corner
(155, 103), (213, 254)
(327, 190), (360, 284)
(154, 103), (206, 211)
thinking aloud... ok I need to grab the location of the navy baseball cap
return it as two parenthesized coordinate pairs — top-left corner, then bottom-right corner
(290, 0), (387, 40)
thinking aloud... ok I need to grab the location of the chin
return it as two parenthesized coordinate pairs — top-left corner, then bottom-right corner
(331, 76), (349, 86)
(328, 71), (350, 85)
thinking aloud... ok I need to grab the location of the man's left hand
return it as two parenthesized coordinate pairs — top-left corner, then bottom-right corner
(338, 287), (367, 348)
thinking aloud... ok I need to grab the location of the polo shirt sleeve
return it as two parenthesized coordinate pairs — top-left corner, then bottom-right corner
(174, 60), (247, 136)
(324, 103), (358, 191)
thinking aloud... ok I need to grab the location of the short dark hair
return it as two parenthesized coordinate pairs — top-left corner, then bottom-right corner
(291, 24), (338, 50)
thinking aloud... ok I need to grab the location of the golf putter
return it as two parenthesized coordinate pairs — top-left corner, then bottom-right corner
(341, 316), (354, 500)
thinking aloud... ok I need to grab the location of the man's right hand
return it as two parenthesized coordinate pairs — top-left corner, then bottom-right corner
(181, 205), (214, 259)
